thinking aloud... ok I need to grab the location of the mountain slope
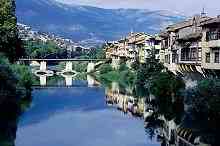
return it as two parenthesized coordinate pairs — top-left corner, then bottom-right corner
(16, 0), (184, 43)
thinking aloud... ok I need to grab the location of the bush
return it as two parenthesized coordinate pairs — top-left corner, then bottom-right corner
(150, 71), (185, 99)
(136, 60), (164, 86)
(0, 56), (33, 97)
(11, 64), (33, 90)
(72, 62), (87, 72)
(99, 64), (113, 74)
(86, 47), (106, 59)
(120, 70), (136, 85)
(191, 78), (220, 114)
(24, 40), (61, 58)
(0, 56), (18, 95)
(119, 63), (129, 71)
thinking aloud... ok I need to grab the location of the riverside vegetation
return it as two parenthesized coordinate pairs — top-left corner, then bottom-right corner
(0, 0), (33, 145)
(95, 49), (220, 145)
(1, 0), (220, 145)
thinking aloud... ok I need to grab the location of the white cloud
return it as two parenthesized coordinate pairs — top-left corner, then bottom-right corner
(54, 0), (220, 16)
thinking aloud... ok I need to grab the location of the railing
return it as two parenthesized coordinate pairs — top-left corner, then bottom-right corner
(180, 57), (198, 62)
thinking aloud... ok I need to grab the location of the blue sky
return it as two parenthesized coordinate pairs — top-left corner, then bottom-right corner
(55, 0), (220, 16)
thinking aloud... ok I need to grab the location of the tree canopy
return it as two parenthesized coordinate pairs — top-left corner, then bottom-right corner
(0, 0), (24, 62)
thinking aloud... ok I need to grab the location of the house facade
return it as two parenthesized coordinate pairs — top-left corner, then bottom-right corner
(106, 14), (220, 75)
(159, 15), (214, 74)
(105, 32), (162, 68)
(200, 16), (220, 71)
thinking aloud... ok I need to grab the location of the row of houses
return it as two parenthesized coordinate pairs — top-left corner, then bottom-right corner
(105, 32), (162, 68)
(18, 23), (89, 54)
(106, 14), (220, 75)
(160, 14), (220, 75)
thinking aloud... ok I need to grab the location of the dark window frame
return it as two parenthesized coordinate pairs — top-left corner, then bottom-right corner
(206, 52), (210, 63)
(214, 51), (219, 63)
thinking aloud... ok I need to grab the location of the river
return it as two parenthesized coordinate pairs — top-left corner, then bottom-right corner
(15, 75), (159, 146)
(0, 69), (217, 146)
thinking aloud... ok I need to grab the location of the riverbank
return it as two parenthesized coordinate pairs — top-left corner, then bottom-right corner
(94, 63), (136, 87)
(0, 56), (33, 146)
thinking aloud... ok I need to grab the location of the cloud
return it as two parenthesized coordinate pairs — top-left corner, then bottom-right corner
(54, 0), (220, 16)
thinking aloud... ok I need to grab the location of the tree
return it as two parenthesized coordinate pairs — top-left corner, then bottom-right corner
(23, 40), (67, 59)
(150, 71), (185, 99)
(99, 64), (113, 74)
(0, 0), (24, 62)
(135, 54), (164, 87)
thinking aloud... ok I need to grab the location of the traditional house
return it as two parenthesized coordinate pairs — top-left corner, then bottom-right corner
(160, 15), (211, 73)
(200, 16), (220, 73)
(105, 32), (162, 66)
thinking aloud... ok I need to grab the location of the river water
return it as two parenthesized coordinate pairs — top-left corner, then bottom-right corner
(15, 76), (159, 146)
(5, 70), (217, 146)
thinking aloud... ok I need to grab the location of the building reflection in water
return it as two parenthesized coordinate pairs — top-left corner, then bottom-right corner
(105, 81), (145, 117)
(105, 81), (215, 146)
(144, 94), (214, 146)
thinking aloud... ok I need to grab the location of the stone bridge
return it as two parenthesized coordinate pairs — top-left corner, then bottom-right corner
(19, 58), (109, 75)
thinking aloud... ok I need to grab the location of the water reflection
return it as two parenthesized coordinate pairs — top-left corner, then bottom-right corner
(0, 94), (32, 146)
(143, 89), (219, 146)
(33, 72), (100, 87)
(2, 71), (218, 146)
(105, 82), (145, 117)
(15, 75), (159, 146)
(103, 80), (219, 146)
(34, 74), (75, 87)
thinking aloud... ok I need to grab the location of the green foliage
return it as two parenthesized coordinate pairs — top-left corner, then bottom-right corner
(135, 55), (164, 87)
(0, 2), (32, 145)
(83, 47), (106, 59)
(0, 0), (24, 62)
(98, 62), (136, 88)
(99, 64), (113, 74)
(150, 71), (185, 99)
(72, 62), (87, 72)
(119, 63), (129, 72)
(23, 40), (61, 58)
(0, 56), (33, 93)
(131, 61), (140, 71)
(119, 70), (136, 85)
(11, 64), (33, 90)
(99, 71), (120, 82)
(0, 56), (17, 95)
(191, 78), (220, 114)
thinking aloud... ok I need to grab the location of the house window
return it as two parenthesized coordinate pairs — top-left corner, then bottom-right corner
(154, 40), (160, 45)
(206, 53), (210, 63)
(191, 48), (197, 61)
(172, 52), (178, 63)
(164, 39), (168, 48)
(165, 54), (170, 64)
(214, 52), (219, 63)
(207, 31), (220, 41)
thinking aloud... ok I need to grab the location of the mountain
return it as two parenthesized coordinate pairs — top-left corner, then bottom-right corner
(16, 0), (185, 45)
